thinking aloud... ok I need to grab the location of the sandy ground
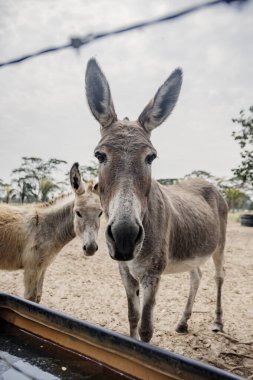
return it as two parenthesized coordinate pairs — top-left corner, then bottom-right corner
(0, 220), (252, 379)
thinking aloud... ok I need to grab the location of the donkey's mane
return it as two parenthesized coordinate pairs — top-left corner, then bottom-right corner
(36, 193), (72, 208)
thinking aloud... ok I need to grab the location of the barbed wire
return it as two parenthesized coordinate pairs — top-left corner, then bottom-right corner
(0, 0), (249, 68)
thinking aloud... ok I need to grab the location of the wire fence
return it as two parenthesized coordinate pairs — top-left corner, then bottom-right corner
(0, 0), (249, 68)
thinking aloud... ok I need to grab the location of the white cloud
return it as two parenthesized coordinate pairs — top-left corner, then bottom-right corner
(0, 0), (252, 182)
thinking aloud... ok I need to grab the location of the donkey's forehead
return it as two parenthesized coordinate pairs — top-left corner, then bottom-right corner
(76, 193), (100, 208)
(95, 120), (154, 151)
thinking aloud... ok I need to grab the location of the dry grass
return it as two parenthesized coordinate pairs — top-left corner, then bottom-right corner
(228, 211), (253, 223)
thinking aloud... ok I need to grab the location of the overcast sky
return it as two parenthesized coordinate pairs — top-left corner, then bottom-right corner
(0, 0), (253, 183)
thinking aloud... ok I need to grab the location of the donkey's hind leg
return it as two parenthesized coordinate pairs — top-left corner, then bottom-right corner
(212, 248), (225, 332)
(176, 267), (202, 333)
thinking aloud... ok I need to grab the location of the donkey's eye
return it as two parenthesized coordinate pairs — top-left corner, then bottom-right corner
(98, 211), (103, 218)
(146, 153), (157, 165)
(76, 211), (82, 218)
(95, 151), (107, 163)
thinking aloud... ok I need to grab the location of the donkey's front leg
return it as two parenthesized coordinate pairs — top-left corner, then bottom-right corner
(35, 268), (47, 303)
(119, 264), (140, 339)
(139, 274), (160, 342)
(24, 266), (45, 303)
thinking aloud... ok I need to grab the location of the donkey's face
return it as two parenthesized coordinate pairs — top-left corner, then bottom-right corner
(94, 122), (156, 261)
(70, 163), (102, 256)
(85, 59), (182, 261)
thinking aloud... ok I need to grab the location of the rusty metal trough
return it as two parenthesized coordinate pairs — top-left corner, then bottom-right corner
(0, 293), (244, 380)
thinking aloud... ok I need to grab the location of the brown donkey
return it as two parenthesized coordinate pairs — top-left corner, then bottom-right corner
(0, 163), (102, 302)
(85, 58), (228, 342)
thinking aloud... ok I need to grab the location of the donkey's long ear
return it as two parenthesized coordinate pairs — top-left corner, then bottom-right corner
(70, 163), (86, 195)
(93, 182), (99, 195)
(85, 58), (117, 129)
(138, 68), (183, 133)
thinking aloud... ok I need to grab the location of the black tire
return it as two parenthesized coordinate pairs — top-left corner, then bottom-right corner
(240, 214), (253, 227)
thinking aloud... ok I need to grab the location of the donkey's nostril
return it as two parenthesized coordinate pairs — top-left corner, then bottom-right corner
(84, 243), (98, 255)
(135, 225), (143, 244)
(107, 224), (115, 242)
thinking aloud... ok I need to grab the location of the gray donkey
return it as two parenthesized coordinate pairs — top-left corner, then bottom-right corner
(85, 58), (228, 342)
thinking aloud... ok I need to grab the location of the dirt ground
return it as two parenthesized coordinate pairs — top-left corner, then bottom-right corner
(1, 220), (252, 379)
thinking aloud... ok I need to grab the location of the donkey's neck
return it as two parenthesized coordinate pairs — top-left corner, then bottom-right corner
(142, 180), (171, 247)
(38, 200), (75, 250)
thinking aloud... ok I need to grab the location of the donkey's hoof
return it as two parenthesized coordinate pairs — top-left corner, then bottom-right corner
(212, 322), (223, 333)
(176, 323), (188, 334)
(139, 328), (153, 343)
(27, 296), (36, 303)
(140, 332), (152, 342)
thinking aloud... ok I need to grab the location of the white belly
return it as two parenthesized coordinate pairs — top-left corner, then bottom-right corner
(164, 255), (210, 274)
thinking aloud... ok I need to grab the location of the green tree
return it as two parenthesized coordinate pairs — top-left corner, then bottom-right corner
(232, 106), (253, 186)
(0, 179), (4, 199)
(5, 186), (16, 204)
(157, 178), (178, 185)
(12, 178), (35, 203)
(0, 183), (16, 203)
(11, 157), (67, 203)
(39, 179), (59, 202)
(80, 160), (99, 182)
(222, 187), (248, 211)
(184, 170), (213, 179)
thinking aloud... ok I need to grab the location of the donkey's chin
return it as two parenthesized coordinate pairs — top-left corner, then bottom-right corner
(112, 252), (134, 261)
(84, 251), (95, 257)
(107, 240), (144, 262)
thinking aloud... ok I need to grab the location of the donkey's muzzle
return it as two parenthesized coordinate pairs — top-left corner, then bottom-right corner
(83, 242), (98, 256)
(106, 221), (143, 261)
